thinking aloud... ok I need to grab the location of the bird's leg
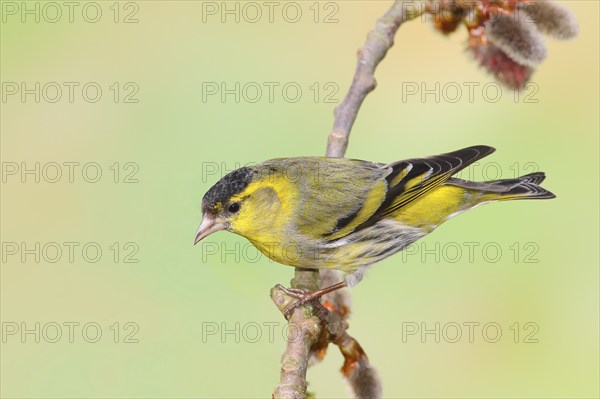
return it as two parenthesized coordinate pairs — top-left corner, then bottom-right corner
(281, 281), (347, 318)
(274, 284), (307, 298)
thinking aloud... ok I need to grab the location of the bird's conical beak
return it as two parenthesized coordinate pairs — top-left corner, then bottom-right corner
(194, 213), (225, 245)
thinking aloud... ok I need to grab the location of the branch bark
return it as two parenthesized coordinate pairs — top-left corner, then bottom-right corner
(326, 0), (424, 158)
(273, 2), (424, 398)
(271, 269), (321, 399)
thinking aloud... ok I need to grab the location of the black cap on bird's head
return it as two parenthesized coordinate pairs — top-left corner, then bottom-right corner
(195, 166), (254, 244)
(201, 166), (254, 213)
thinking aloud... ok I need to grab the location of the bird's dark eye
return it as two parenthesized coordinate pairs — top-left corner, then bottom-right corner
(228, 202), (240, 214)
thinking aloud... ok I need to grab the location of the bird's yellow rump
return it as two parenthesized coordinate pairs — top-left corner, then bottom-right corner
(195, 145), (554, 289)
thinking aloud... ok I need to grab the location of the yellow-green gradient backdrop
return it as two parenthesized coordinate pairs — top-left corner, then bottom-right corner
(1, 1), (598, 398)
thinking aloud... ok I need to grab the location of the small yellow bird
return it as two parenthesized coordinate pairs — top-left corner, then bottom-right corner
(195, 146), (554, 310)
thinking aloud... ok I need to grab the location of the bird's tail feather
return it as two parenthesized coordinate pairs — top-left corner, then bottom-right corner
(482, 172), (556, 201)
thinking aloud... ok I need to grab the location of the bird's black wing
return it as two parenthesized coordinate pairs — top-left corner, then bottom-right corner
(355, 145), (496, 230)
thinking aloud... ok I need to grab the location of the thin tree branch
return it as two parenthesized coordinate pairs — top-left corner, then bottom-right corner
(271, 269), (321, 399)
(273, 2), (424, 398)
(326, 0), (423, 158)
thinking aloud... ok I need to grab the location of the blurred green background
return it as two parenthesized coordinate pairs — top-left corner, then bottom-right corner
(1, 1), (598, 398)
